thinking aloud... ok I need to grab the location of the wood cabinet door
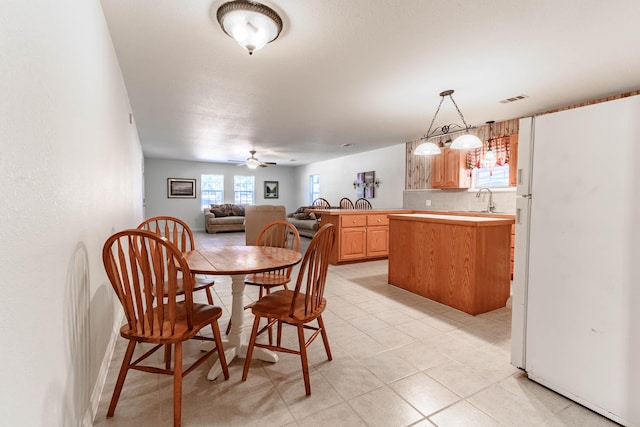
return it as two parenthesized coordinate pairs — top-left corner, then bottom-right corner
(367, 226), (389, 257)
(443, 148), (470, 188)
(340, 227), (366, 260)
(430, 151), (445, 188)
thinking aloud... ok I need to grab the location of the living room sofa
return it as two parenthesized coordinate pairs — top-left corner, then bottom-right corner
(286, 206), (321, 238)
(203, 204), (246, 233)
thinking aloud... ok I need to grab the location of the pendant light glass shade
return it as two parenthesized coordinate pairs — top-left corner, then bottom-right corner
(414, 141), (441, 155)
(450, 133), (482, 149)
(217, 1), (283, 55)
(482, 148), (497, 168)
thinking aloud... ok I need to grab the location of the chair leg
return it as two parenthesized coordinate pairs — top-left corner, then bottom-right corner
(204, 288), (218, 338)
(205, 287), (214, 305)
(277, 320), (283, 347)
(173, 341), (183, 427)
(211, 320), (229, 380)
(164, 344), (172, 370)
(107, 340), (136, 418)
(241, 315), (262, 381)
(317, 315), (333, 361)
(297, 324), (312, 396)
(225, 319), (231, 335)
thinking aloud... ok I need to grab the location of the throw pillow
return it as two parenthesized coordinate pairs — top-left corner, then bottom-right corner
(211, 208), (226, 217)
(293, 212), (310, 220)
(231, 205), (245, 216)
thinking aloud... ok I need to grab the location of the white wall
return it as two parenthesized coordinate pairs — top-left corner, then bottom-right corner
(0, 1), (143, 425)
(293, 144), (406, 208)
(144, 158), (298, 230)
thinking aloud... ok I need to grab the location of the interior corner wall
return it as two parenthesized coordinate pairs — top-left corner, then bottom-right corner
(293, 144), (406, 208)
(0, 1), (143, 425)
(144, 158), (299, 230)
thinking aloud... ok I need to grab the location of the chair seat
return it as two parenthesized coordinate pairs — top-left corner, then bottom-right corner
(159, 276), (214, 296)
(250, 289), (326, 323)
(120, 303), (223, 344)
(244, 273), (291, 287)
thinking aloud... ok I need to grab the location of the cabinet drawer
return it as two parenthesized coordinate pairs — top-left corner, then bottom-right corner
(367, 214), (389, 226)
(341, 215), (367, 228)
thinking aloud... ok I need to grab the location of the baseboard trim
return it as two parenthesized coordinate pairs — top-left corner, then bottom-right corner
(84, 312), (123, 426)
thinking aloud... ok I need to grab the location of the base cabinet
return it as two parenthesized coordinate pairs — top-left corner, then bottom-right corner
(318, 210), (409, 265)
(340, 227), (366, 260)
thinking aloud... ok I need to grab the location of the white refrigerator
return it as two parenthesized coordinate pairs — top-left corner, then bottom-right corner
(511, 95), (640, 426)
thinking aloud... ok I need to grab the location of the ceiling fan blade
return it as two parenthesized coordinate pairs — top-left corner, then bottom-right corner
(262, 162), (277, 165)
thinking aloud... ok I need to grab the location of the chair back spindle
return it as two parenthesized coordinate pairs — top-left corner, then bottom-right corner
(290, 223), (335, 318)
(103, 229), (195, 338)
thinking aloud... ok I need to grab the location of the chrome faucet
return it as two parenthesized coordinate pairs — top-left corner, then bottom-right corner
(476, 187), (495, 213)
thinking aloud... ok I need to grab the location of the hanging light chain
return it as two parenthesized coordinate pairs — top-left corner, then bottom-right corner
(448, 93), (471, 130)
(423, 95), (446, 140)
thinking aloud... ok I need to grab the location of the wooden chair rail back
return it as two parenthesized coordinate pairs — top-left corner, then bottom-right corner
(256, 220), (301, 279)
(354, 198), (372, 209)
(339, 197), (354, 209)
(311, 198), (331, 208)
(290, 223), (336, 318)
(138, 216), (195, 252)
(103, 229), (195, 336)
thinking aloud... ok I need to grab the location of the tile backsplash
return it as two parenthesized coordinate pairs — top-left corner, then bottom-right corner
(403, 189), (516, 213)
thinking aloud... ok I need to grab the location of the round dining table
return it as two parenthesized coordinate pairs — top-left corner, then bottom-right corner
(183, 245), (302, 380)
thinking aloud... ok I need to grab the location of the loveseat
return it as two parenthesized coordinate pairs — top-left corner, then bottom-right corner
(286, 206), (321, 238)
(203, 204), (246, 233)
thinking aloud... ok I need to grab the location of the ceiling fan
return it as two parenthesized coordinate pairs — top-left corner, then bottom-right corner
(230, 150), (277, 169)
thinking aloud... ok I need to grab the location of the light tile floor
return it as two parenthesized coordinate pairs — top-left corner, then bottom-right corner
(94, 232), (619, 427)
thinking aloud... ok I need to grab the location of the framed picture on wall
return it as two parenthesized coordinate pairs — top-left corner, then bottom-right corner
(167, 178), (196, 198)
(264, 181), (279, 199)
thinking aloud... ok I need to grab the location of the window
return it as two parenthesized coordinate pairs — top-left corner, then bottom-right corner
(234, 175), (255, 205)
(472, 164), (510, 188)
(309, 174), (320, 204)
(201, 174), (224, 209)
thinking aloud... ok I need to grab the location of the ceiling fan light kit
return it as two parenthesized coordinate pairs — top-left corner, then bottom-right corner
(217, 0), (283, 55)
(239, 150), (276, 168)
(415, 89), (482, 155)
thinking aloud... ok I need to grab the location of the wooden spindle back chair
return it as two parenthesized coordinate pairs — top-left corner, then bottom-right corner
(242, 223), (336, 395)
(137, 216), (215, 305)
(339, 197), (355, 209)
(354, 198), (372, 209)
(226, 220), (301, 337)
(102, 229), (228, 427)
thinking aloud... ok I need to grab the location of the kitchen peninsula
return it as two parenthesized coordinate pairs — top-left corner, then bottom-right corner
(309, 208), (411, 265)
(388, 213), (515, 315)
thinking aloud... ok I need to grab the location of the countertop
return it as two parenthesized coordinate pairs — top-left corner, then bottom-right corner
(388, 213), (515, 227)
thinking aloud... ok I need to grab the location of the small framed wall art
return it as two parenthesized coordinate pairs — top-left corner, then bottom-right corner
(264, 181), (279, 199)
(167, 178), (196, 198)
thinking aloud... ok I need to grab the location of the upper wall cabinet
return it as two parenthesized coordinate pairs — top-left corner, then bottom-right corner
(431, 148), (471, 189)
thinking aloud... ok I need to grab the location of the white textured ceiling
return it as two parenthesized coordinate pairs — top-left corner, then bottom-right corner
(101, 0), (640, 167)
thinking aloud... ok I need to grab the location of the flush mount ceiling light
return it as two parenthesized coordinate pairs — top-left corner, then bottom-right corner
(414, 89), (482, 155)
(217, 0), (283, 55)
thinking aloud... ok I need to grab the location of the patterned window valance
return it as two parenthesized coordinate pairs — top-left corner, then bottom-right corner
(466, 135), (511, 170)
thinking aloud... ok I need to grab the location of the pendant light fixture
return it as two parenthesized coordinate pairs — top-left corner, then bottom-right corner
(481, 121), (497, 169)
(414, 90), (482, 155)
(217, 0), (283, 55)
